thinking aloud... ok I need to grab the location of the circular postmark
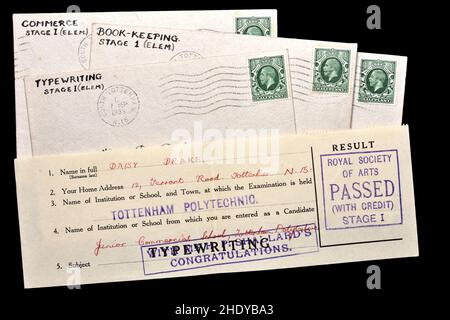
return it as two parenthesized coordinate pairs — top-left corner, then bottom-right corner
(97, 85), (140, 127)
(170, 51), (203, 62)
(365, 68), (389, 94)
(78, 34), (91, 70)
(256, 65), (280, 91)
(320, 57), (343, 84)
(244, 25), (264, 36)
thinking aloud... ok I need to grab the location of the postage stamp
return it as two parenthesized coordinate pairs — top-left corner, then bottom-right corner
(97, 85), (140, 127)
(248, 55), (288, 102)
(313, 48), (350, 93)
(358, 59), (396, 104)
(140, 223), (318, 276)
(320, 149), (403, 230)
(235, 17), (271, 36)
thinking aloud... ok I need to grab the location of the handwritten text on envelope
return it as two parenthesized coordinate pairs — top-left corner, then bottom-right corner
(14, 10), (278, 157)
(25, 50), (296, 156)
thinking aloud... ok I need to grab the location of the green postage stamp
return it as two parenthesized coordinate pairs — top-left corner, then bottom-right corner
(249, 55), (288, 102)
(236, 17), (271, 36)
(358, 59), (396, 104)
(313, 48), (351, 93)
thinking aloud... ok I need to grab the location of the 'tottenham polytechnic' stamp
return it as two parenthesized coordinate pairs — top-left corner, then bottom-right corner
(235, 17), (271, 36)
(313, 48), (350, 93)
(97, 85), (140, 127)
(249, 55), (288, 102)
(358, 59), (396, 104)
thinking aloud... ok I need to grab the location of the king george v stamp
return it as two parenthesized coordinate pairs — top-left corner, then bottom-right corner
(313, 48), (351, 93)
(249, 55), (288, 102)
(358, 59), (396, 104)
(235, 17), (271, 36)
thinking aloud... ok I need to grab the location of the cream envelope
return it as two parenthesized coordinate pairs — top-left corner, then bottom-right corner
(25, 50), (296, 156)
(89, 23), (358, 133)
(352, 53), (407, 128)
(14, 10), (278, 157)
(15, 126), (418, 288)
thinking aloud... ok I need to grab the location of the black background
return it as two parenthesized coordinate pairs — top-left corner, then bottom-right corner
(2, 0), (439, 317)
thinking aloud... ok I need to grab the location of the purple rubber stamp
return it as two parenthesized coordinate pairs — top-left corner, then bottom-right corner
(140, 223), (318, 276)
(320, 149), (403, 230)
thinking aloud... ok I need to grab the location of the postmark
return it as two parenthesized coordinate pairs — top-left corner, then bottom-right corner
(248, 55), (288, 102)
(320, 149), (403, 230)
(358, 59), (396, 104)
(170, 51), (203, 62)
(235, 17), (271, 36)
(97, 85), (140, 127)
(140, 223), (318, 275)
(78, 34), (91, 70)
(313, 48), (350, 93)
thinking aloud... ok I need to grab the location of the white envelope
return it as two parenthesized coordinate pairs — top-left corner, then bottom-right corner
(352, 52), (407, 128)
(89, 23), (358, 133)
(25, 50), (296, 156)
(14, 10), (278, 157)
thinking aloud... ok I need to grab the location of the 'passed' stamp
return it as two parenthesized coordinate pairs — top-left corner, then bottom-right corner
(320, 149), (403, 230)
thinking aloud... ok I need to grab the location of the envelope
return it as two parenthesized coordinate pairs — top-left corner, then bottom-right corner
(352, 52), (407, 128)
(89, 23), (358, 132)
(13, 10), (278, 157)
(15, 125), (418, 288)
(25, 50), (297, 156)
